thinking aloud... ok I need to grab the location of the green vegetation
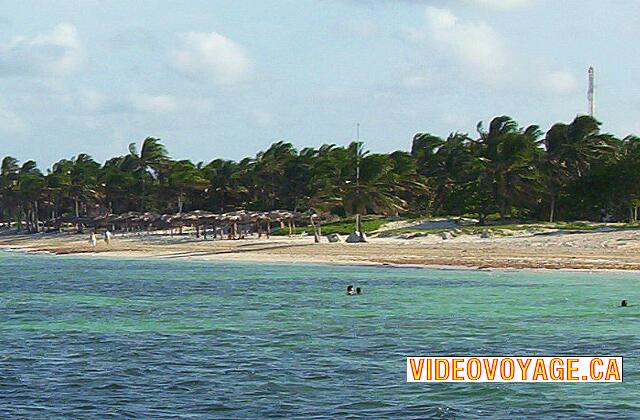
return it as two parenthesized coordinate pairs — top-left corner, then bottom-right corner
(2, 114), (640, 233)
(377, 221), (640, 238)
(272, 216), (388, 236)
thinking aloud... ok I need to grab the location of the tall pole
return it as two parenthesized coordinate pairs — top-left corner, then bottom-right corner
(588, 66), (595, 117)
(356, 123), (360, 188)
(355, 122), (365, 242)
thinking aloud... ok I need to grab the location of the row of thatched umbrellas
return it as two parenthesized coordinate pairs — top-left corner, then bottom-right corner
(48, 210), (308, 239)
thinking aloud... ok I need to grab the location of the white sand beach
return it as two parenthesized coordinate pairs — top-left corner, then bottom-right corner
(3, 227), (640, 271)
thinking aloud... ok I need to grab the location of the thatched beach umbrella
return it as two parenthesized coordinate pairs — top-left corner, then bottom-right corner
(220, 212), (241, 239)
(182, 210), (216, 238)
(269, 210), (297, 235)
(92, 213), (117, 230)
(200, 212), (221, 239)
(131, 212), (160, 233)
(111, 211), (140, 232)
(254, 212), (271, 238)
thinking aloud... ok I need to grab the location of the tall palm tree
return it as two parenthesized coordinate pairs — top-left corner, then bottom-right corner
(17, 161), (45, 232)
(313, 142), (427, 240)
(202, 159), (244, 213)
(543, 115), (614, 221)
(0, 157), (20, 224)
(411, 132), (445, 176)
(99, 156), (138, 214)
(167, 160), (208, 213)
(424, 132), (473, 214)
(128, 137), (170, 211)
(473, 116), (543, 220)
(252, 141), (297, 210)
(66, 154), (100, 232)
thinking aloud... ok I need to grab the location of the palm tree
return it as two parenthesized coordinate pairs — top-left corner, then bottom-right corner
(420, 132), (473, 214)
(48, 154), (100, 232)
(253, 141), (297, 210)
(128, 137), (170, 211)
(99, 156), (138, 214)
(543, 115), (615, 221)
(313, 142), (427, 240)
(167, 160), (208, 213)
(411, 132), (445, 176)
(17, 161), (45, 232)
(202, 159), (244, 213)
(0, 157), (20, 225)
(473, 116), (543, 220)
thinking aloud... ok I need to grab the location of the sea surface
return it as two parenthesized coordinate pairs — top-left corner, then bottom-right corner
(0, 251), (638, 419)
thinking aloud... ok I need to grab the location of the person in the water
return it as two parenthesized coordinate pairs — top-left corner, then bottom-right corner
(621, 300), (628, 307)
(356, 287), (362, 295)
(347, 285), (354, 295)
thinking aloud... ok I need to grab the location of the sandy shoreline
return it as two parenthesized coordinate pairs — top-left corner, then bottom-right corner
(3, 228), (640, 272)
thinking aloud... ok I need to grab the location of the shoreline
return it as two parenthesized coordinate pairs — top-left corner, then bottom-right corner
(3, 229), (640, 273)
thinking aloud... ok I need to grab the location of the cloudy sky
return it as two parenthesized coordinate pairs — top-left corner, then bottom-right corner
(1, 0), (639, 168)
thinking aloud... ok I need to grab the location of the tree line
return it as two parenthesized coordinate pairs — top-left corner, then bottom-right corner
(1, 114), (639, 233)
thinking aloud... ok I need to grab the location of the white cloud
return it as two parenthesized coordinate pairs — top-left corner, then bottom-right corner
(74, 88), (131, 115)
(130, 93), (177, 113)
(427, 7), (507, 73)
(0, 23), (84, 76)
(468, 0), (532, 10)
(169, 32), (253, 86)
(405, 7), (509, 84)
(544, 70), (579, 95)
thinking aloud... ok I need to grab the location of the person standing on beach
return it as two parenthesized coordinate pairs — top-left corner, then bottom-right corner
(104, 230), (113, 246)
(90, 231), (97, 250)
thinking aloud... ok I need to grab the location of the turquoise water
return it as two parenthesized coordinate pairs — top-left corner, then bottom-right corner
(0, 251), (638, 418)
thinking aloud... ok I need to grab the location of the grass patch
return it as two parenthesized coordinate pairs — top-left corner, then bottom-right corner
(377, 221), (640, 238)
(271, 216), (389, 236)
(274, 216), (640, 238)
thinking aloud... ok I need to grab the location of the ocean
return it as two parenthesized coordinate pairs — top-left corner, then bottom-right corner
(0, 251), (638, 418)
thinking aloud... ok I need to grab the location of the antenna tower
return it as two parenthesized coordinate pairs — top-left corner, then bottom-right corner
(588, 66), (595, 117)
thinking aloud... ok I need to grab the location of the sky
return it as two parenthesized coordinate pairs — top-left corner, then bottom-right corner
(0, 0), (639, 168)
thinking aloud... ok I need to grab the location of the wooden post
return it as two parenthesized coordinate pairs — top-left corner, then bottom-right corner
(310, 215), (320, 243)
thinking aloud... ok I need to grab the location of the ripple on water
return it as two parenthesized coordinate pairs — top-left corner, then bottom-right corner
(0, 253), (639, 418)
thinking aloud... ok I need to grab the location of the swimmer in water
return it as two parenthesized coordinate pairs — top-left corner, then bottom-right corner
(347, 285), (354, 295)
(356, 287), (362, 295)
(621, 300), (628, 307)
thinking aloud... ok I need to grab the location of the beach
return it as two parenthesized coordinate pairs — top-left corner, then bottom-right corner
(3, 227), (640, 270)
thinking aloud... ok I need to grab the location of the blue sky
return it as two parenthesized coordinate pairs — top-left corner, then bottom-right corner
(1, 0), (639, 168)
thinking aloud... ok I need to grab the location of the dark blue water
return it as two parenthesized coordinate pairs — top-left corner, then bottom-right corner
(1, 251), (639, 418)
